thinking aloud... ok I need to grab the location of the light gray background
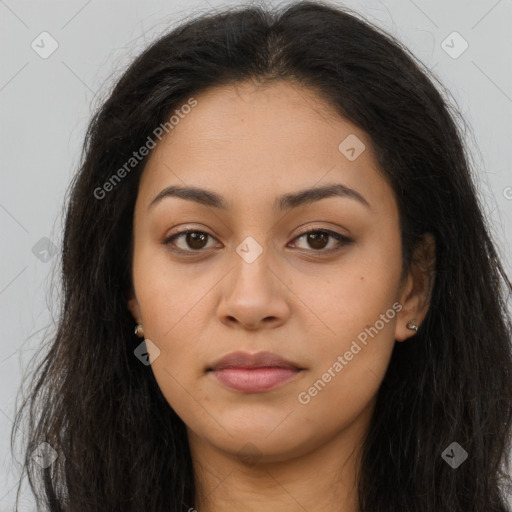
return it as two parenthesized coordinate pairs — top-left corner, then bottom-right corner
(1, 0), (511, 509)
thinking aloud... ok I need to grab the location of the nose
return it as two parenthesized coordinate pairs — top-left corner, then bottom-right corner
(216, 242), (290, 331)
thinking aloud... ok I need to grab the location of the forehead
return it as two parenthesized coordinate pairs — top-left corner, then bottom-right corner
(137, 80), (396, 218)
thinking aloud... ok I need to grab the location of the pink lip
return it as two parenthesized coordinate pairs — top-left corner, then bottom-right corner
(207, 351), (304, 393)
(211, 367), (301, 392)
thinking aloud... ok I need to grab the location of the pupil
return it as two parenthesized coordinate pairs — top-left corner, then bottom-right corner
(309, 233), (327, 250)
(188, 232), (207, 249)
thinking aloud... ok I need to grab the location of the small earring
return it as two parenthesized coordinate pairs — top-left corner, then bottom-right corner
(407, 321), (418, 333)
(134, 324), (144, 338)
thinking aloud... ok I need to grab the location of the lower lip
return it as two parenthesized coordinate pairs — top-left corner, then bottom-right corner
(210, 367), (301, 392)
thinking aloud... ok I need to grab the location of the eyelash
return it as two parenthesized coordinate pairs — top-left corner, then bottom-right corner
(162, 228), (353, 256)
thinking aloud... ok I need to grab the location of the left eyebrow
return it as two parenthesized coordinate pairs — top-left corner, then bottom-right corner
(276, 183), (371, 212)
(147, 182), (371, 213)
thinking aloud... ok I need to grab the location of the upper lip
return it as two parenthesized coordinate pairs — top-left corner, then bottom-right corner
(207, 351), (303, 371)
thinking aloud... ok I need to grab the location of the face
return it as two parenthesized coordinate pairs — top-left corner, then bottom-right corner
(128, 80), (429, 464)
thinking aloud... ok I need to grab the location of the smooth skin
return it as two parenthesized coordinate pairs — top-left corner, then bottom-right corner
(128, 79), (435, 512)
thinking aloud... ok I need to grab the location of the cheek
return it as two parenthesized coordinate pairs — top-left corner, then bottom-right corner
(131, 247), (214, 405)
(292, 229), (402, 400)
(291, 283), (399, 441)
(132, 240), (215, 337)
(291, 227), (402, 345)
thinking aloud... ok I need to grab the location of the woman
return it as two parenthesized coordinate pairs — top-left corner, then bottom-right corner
(12, 1), (512, 510)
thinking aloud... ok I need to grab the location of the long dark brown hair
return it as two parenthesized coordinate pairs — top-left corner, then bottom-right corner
(12, 1), (512, 510)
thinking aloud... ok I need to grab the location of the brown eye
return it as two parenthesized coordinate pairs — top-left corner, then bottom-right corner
(306, 232), (329, 250)
(184, 232), (209, 250)
(164, 230), (217, 253)
(291, 229), (352, 253)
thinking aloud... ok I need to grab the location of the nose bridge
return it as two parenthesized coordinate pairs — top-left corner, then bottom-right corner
(226, 205), (291, 291)
(216, 230), (290, 329)
(231, 233), (275, 293)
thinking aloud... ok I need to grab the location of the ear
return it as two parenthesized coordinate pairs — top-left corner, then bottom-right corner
(395, 233), (436, 342)
(127, 290), (142, 324)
